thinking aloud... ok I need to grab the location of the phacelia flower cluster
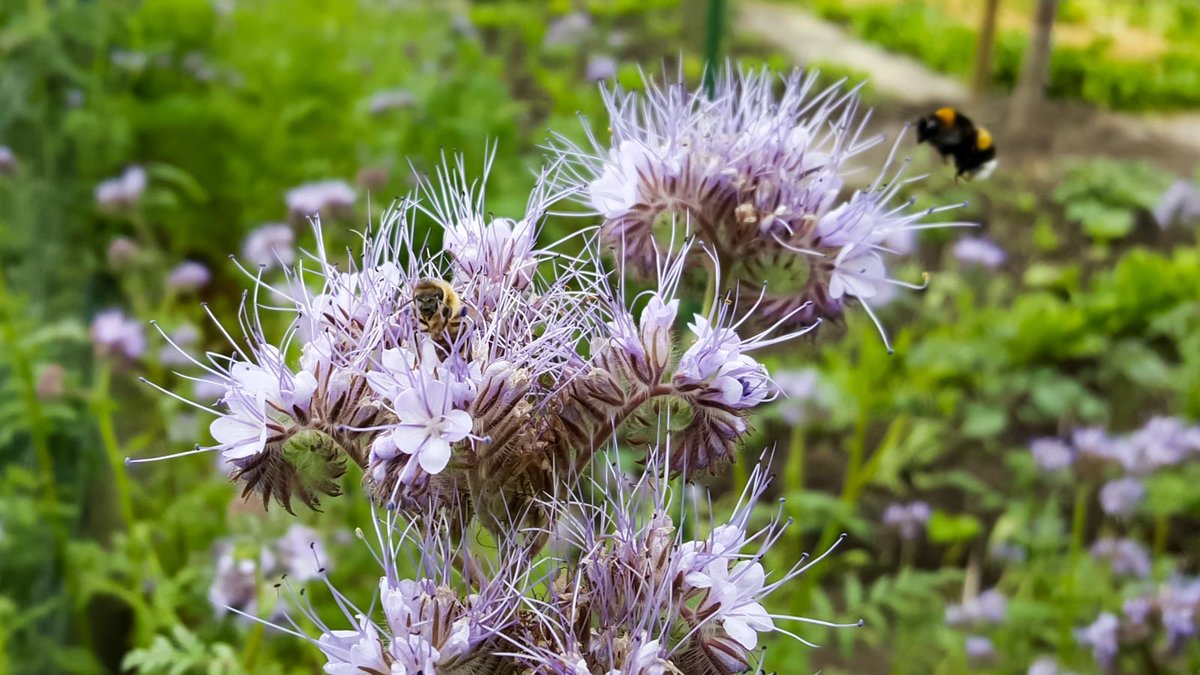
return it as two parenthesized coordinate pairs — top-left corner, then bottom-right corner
(551, 66), (966, 345)
(141, 150), (816, 520)
(139, 66), (946, 672)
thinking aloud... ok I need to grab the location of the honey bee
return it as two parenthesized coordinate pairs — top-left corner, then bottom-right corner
(412, 278), (466, 341)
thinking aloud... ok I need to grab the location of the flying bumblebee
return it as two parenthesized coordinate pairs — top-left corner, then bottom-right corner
(915, 107), (997, 180)
(412, 278), (466, 341)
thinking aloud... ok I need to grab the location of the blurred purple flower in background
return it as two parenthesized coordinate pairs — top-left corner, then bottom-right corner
(543, 11), (591, 48)
(106, 236), (141, 267)
(166, 261), (211, 292)
(0, 146), (17, 174)
(585, 55), (617, 82)
(1077, 612), (1119, 668)
(1090, 537), (1151, 578)
(882, 501), (932, 540)
(367, 88), (416, 116)
(275, 524), (328, 582)
(159, 325), (200, 367)
(1123, 597), (1151, 625)
(286, 180), (356, 219)
(1159, 578), (1200, 648)
(208, 542), (275, 618)
(1030, 437), (1074, 472)
(965, 635), (996, 664)
(946, 589), (1007, 627)
(90, 309), (146, 359)
(1099, 476), (1144, 517)
(772, 368), (823, 424)
(1153, 180), (1200, 229)
(1027, 656), (1075, 675)
(36, 364), (66, 400)
(95, 166), (147, 211)
(192, 375), (226, 404)
(1072, 426), (1115, 462)
(241, 223), (295, 270)
(952, 236), (1006, 269)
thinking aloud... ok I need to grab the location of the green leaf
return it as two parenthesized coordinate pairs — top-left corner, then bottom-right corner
(927, 510), (982, 544)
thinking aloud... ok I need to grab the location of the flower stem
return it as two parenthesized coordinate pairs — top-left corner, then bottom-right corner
(93, 361), (136, 529)
(732, 451), (748, 494)
(702, 0), (728, 99)
(575, 384), (674, 473)
(1153, 515), (1169, 557)
(786, 423), (805, 495)
(0, 274), (62, 538)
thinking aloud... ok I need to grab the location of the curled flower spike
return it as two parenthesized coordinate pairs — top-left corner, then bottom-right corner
(551, 64), (970, 344)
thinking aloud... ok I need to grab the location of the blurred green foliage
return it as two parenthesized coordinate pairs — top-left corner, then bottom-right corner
(806, 0), (1200, 111)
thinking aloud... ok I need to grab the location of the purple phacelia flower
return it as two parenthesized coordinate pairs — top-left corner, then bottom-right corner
(515, 449), (858, 673)
(585, 55), (618, 82)
(91, 309), (146, 359)
(1099, 476), (1144, 517)
(1158, 578), (1200, 647)
(952, 235), (1006, 269)
(1030, 437), (1074, 472)
(965, 635), (996, 664)
(286, 180), (356, 219)
(1153, 180), (1200, 229)
(208, 541), (276, 618)
(0, 146), (17, 174)
(1125, 416), (1195, 473)
(1077, 612), (1120, 668)
(1090, 537), (1151, 578)
(946, 589), (1007, 627)
(543, 11), (591, 48)
(261, 510), (529, 674)
(1123, 597), (1152, 625)
(166, 261), (211, 292)
(882, 501), (932, 540)
(275, 524), (328, 582)
(95, 166), (147, 211)
(1072, 426), (1115, 463)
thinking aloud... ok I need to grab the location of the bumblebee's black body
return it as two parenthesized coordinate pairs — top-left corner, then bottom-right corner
(916, 107), (996, 180)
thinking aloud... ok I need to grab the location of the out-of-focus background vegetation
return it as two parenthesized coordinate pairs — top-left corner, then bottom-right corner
(2, 0), (1199, 673)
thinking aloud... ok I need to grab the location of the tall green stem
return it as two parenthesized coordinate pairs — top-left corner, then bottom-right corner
(786, 423), (805, 494)
(1059, 482), (1090, 654)
(702, 0), (728, 98)
(0, 274), (61, 527)
(93, 361), (136, 529)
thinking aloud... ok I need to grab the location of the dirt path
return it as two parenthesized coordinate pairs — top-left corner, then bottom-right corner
(738, 0), (1200, 166)
(738, 0), (967, 104)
